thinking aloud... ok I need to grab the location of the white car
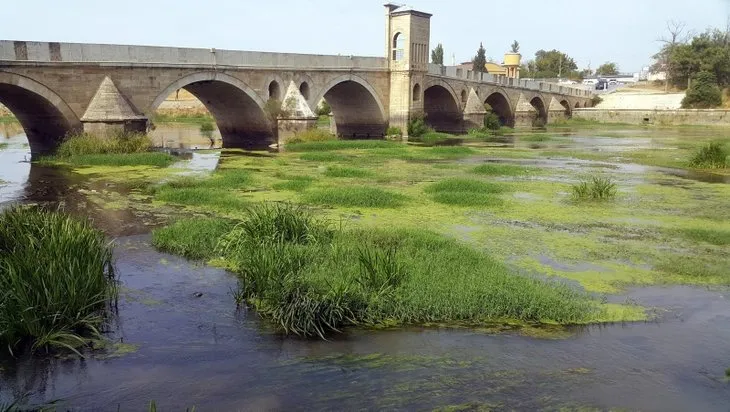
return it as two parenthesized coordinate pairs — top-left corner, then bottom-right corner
(582, 79), (598, 85)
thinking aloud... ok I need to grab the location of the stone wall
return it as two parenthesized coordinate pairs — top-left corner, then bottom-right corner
(574, 108), (730, 126)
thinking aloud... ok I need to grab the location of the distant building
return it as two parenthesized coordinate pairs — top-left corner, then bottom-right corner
(451, 52), (521, 79)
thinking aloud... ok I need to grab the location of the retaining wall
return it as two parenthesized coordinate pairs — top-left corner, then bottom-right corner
(574, 108), (730, 126)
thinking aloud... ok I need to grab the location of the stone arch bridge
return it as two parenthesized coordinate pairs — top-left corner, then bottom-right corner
(0, 40), (592, 155)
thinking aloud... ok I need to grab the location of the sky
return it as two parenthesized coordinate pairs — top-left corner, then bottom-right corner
(3, 0), (729, 73)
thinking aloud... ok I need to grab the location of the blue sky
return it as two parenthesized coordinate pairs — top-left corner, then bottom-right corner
(4, 0), (728, 72)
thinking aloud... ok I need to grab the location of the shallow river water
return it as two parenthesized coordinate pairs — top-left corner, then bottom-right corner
(1, 125), (729, 411)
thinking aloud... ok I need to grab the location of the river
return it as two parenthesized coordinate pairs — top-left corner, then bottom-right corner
(1, 123), (729, 411)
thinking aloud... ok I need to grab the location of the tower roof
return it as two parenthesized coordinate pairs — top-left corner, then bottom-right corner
(81, 76), (146, 122)
(385, 4), (432, 18)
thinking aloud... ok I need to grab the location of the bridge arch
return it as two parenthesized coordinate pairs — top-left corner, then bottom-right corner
(560, 99), (572, 118)
(423, 80), (462, 133)
(484, 89), (514, 127)
(529, 95), (548, 125)
(152, 71), (273, 148)
(0, 72), (81, 155)
(312, 74), (387, 138)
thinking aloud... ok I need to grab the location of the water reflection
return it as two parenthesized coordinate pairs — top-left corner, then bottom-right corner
(150, 123), (222, 150)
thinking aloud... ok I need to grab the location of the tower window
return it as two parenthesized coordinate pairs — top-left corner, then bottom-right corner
(392, 33), (405, 61)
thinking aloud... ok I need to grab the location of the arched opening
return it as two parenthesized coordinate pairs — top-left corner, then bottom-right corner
(560, 100), (572, 118)
(318, 78), (386, 139)
(299, 82), (310, 100)
(423, 85), (463, 133)
(413, 84), (421, 102)
(484, 92), (514, 127)
(392, 33), (405, 61)
(268, 81), (281, 101)
(575, 102), (581, 109)
(0, 74), (81, 156)
(529, 96), (548, 126)
(461, 90), (468, 104)
(152, 73), (272, 149)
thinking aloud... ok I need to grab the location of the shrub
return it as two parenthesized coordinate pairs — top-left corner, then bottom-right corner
(689, 142), (728, 169)
(264, 98), (285, 121)
(407, 114), (431, 137)
(386, 126), (403, 137)
(532, 117), (547, 129)
(591, 95), (603, 107)
(199, 120), (215, 140)
(316, 100), (331, 116)
(682, 71), (722, 109)
(0, 207), (116, 354)
(571, 176), (617, 201)
(483, 112), (501, 130)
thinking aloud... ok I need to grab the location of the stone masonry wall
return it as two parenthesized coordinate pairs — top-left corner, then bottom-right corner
(574, 108), (730, 126)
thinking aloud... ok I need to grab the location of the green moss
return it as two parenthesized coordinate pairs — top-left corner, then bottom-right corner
(272, 176), (316, 192)
(472, 163), (533, 176)
(286, 139), (399, 152)
(324, 166), (375, 178)
(676, 227), (730, 246)
(47, 152), (176, 167)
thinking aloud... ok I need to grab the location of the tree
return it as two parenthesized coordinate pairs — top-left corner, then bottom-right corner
(431, 43), (444, 65)
(682, 71), (722, 108)
(510, 40), (520, 54)
(652, 20), (690, 91)
(522, 49), (578, 78)
(596, 62), (619, 76)
(472, 43), (487, 73)
(580, 68), (594, 78)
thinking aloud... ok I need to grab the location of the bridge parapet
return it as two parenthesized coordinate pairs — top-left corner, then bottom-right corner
(427, 62), (592, 98)
(0, 40), (388, 70)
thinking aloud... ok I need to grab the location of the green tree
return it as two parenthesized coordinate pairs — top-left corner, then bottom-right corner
(510, 40), (520, 54)
(431, 43), (444, 65)
(472, 43), (487, 73)
(523, 49), (578, 78)
(596, 62), (619, 76)
(682, 71), (722, 108)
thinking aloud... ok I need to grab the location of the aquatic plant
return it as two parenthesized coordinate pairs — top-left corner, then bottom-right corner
(57, 132), (152, 157)
(56, 153), (175, 167)
(472, 163), (531, 176)
(425, 178), (505, 206)
(152, 217), (235, 260)
(324, 166), (374, 178)
(286, 139), (398, 152)
(407, 131), (451, 146)
(677, 228), (730, 246)
(157, 204), (601, 339)
(287, 128), (336, 144)
(689, 142), (728, 169)
(303, 186), (407, 208)
(0, 206), (116, 354)
(571, 176), (617, 201)
(272, 176), (316, 192)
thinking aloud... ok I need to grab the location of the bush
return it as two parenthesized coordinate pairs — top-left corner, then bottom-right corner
(316, 100), (331, 116)
(682, 71), (722, 109)
(571, 176), (617, 201)
(57, 133), (152, 157)
(264, 98), (285, 121)
(532, 117), (547, 129)
(386, 126), (403, 137)
(689, 142), (728, 168)
(483, 112), (501, 130)
(199, 120), (215, 140)
(0, 207), (116, 354)
(407, 114), (431, 137)
(591, 95), (603, 107)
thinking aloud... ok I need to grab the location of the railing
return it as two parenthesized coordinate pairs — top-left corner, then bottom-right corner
(426, 63), (592, 97)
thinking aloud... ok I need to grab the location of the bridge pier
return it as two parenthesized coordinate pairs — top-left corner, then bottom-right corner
(463, 88), (487, 130)
(277, 81), (318, 144)
(80, 77), (147, 137)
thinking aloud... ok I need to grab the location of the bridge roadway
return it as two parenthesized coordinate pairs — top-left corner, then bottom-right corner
(0, 40), (593, 154)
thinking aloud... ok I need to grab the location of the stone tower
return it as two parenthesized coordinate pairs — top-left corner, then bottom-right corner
(385, 4), (432, 133)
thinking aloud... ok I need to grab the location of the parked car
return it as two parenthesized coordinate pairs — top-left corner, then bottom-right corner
(595, 79), (608, 90)
(608, 79), (619, 85)
(582, 79), (598, 85)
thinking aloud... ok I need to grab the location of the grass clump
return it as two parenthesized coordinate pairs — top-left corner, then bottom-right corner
(303, 186), (407, 208)
(287, 129), (336, 144)
(52, 133), (175, 167)
(57, 133), (151, 157)
(408, 131), (452, 146)
(150, 203), (603, 339)
(272, 176), (315, 192)
(286, 139), (398, 152)
(152, 217), (235, 260)
(150, 170), (252, 210)
(324, 166), (374, 178)
(571, 176), (617, 201)
(0, 206), (116, 354)
(677, 228), (730, 246)
(472, 163), (532, 176)
(689, 142), (728, 169)
(426, 178), (505, 207)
